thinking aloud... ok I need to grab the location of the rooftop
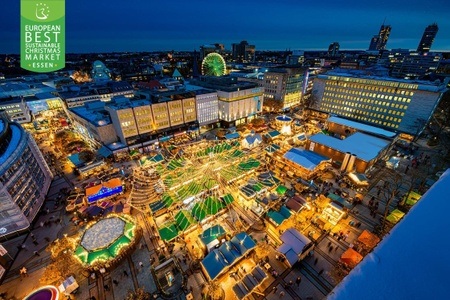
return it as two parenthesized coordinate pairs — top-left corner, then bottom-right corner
(309, 132), (390, 162)
(284, 148), (331, 170)
(328, 116), (397, 138)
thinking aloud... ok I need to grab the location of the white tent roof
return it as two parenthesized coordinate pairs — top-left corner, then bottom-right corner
(329, 169), (450, 300)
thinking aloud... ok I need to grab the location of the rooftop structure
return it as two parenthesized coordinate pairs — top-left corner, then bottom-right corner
(368, 24), (391, 51)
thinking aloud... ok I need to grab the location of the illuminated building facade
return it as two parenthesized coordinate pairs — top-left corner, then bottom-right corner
(417, 23), (439, 54)
(327, 42), (340, 57)
(68, 101), (118, 147)
(189, 76), (263, 127)
(263, 67), (305, 110)
(0, 112), (53, 238)
(368, 24), (391, 51)
(193, 89), (219, 127)
(310, 71), (446, 135)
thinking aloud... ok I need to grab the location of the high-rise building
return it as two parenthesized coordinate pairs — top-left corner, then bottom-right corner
(232, 41), (255, 62)
(263, 67), (306, 110)
(327, 42), (340, 57)
(309, 69), (447, 135)
(0, 111), (53, 238)
(368, 24), (392, 51)
(200, 44), (225, 60)
(417, 23), (439, 54)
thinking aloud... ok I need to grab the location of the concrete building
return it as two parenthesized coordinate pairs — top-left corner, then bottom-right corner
(0, 112), (53, 239)
(309, 69), (447, 135)
(0, 78), (63, 123)
(263, 66), (306, 110)
(232, 41), (255, 62)
(417, 23), (439, 54)
(58, 81), (134, 108)
(391, 52), (441, 79)
(189, 76), (263, 128)
(69, 101), (118, 147)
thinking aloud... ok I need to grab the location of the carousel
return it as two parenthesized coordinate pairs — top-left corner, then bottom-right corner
(73, 214), (141, 270)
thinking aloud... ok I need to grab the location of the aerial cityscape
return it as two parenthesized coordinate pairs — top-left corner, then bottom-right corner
(0, 1), (450, 300)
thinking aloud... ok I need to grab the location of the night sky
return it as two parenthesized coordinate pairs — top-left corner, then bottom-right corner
(2, 0), (450, 53)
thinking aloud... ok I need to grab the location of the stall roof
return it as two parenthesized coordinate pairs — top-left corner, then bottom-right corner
(309, 132), (391, 162)
(280, 228), (312, 255)
(328, 116), (397, 138)
(225, 132), (240, 140)
(284, 148), (331, 170)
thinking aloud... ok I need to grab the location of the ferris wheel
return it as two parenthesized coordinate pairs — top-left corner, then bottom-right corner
(202, 53), (226, 76)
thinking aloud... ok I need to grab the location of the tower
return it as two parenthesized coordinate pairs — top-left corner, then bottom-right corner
(417, 23), (439, 54)
(327, 42), (340, 57)
(369, 24), (391, 51)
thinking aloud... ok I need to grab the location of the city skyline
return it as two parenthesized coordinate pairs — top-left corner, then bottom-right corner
(2, 0), (450, 53)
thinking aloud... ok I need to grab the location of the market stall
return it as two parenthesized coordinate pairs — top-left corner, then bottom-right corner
(340, 248), (363, 268)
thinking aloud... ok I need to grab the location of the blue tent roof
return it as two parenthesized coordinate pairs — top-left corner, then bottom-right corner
(277, 243), (299, 266)
(201, 232), (256, 280)
(230, 232), (256, 255)
(218, 241), (241, 265)
(279, 205), (292, 218)
(284, 148), (330, 170)
(201, 249), (229, 280)
(225, 132), (240, 140)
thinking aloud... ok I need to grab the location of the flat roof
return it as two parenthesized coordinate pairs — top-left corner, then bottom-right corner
(284, 148), (331, 170)
(310, 132), (391, 162)
(328, 116), (397, 138)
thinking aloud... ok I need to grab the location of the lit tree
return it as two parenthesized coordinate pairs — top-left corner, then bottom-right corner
(125, 287), (151, 300)
(40, 236), (83, 286)
(379, 169), (405, 235)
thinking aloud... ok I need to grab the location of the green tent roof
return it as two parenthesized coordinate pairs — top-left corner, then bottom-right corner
(74, 245), (89, 264)
(192, 203), (207, 221)
(276, 185), (288, 195)
(386, 209), (405, 224)
(199, 225), (226, 245)
(87, 249), (112, 265)
(204, 196), (224, 215)
(124, 222), (135, 239)
(222, 194), (234, 205)
(175, 210), (196, 231)
(108, 235), (131, 257)
(162, 194), (174, 206)
(405, 191), (421, 206)
(159, 223), (179, 242)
